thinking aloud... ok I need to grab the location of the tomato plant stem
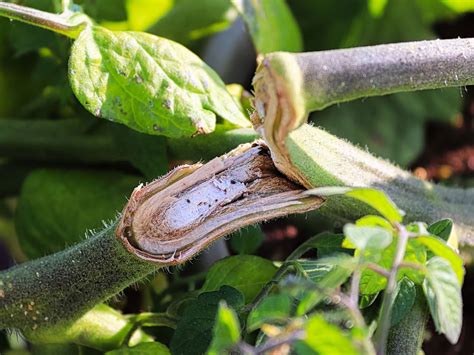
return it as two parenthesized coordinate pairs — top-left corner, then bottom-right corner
(0, 2), (88, 39)
(0, 119), (258, 164)
(374, 224), (410, 354)
(0, 222), (156, 336)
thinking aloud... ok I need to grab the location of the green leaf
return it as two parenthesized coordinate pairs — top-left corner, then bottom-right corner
(106, 342), (170, 355)
(247, 294), (292, 332)
(355, 215), (393, 230)
(34, 304), (152, 351)
(207, 301), (241, 355)
(423, 257), (463, 344)
(390, 277), (416, 327)
(69, 26), (250, 138)
(15, 169), (139, 259)
(359, 239), (426, 294)
(149, 0), (237, 46)
(296, 254), (356, 314)
(417, 235), (464, 284)
(368, 0), (388, 17)
(427, 219), (453, 242)
(202, 255), (277, 303)
(229, 225), (264, 255)
(439, 0), (474, 12)
(297, 254), (356, 286)
(307, 187), (403, 223)
(232, 0), (302, 53)
(170, 286), (244, 355)
(295, 314), (360, 355)
(343, 224), (393, 255)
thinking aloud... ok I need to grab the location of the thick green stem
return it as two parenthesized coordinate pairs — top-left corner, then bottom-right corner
(0, 222), (156, 334)
(300, 38), (474, 110)
(0, 119), (125, 164)
(253, 37), (474, 246)
(0, 143), (321, 338)
(0, 119), (257, 164)
(257, 38), (474, 123)
(0, 2), (89, 39)
(286, 125), (474, 244)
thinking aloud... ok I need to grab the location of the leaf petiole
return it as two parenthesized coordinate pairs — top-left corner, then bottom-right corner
(0, 1), (90, 39)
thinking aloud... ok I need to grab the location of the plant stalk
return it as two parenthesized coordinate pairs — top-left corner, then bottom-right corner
(253, 37), (474, 246)
(374, 225), (410, 354)
(286, 124), (474, 244)
(0, 119), (257, 164)
(0, 222), (156, 333)
(0, 143), (321, 338)
(0, 2), (88, 39)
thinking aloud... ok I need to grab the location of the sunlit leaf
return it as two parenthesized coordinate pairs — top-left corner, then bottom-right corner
(295, 314), (360, 355)
(356, 215), (393, 230)
(106, 342), (170, 355)
(343, 224), (393, 254)
(359, 239), (426, 295)
(149, 0), (237, 45)
(126, 0), (172, 31)
(423, 257), (462, 344)
(359, 293), (378, 309)
(298, 254), (356, 286)
(367, 0), (388, 18)
(307, 187), (404, 223)
(417, 235), (464, 284)
(69, 26), (250, 138)
(296, 254), (356, 314)
(207, 301), (241, 355)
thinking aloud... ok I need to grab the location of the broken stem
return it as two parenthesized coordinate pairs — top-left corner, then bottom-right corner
(253, 37), (474, 246)
(255, 38), (474, 121)
(252, 37), (474, 355)
(0, 142), (322, 340)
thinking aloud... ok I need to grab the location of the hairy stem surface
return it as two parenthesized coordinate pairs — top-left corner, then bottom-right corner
(0, 223), (155, 333)
(287, 125), (474, 243)
(0, 143), (322, 337)
(253, 37), (474, 246)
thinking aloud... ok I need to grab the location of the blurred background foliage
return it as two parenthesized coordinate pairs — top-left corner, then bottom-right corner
(0, 0), (473, 354)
